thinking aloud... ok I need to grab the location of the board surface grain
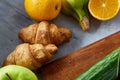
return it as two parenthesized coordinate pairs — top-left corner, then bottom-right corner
(42, 31), (120, 80)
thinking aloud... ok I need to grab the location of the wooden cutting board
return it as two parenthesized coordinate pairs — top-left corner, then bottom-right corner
(41, 31), (120, 80)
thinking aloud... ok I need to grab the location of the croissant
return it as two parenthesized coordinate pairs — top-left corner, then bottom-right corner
(19, 21), (72, 45)
(3, 43), (58, 72)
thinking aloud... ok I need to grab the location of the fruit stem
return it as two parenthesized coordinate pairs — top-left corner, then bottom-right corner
(80, 16), (90, 31)
(75, 9), (90, 31)
(6, 73), (12, 80)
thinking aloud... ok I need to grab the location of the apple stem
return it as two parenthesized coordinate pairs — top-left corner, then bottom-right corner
(5, 73), (12, 80)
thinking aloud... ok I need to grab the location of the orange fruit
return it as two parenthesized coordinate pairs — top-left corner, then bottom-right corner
(88, 0), (120, 20)
(24, 0), (61, 21)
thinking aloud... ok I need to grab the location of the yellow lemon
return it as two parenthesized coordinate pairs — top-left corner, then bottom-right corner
(88, 0), (120, 20)
(24, 0), (61, 21)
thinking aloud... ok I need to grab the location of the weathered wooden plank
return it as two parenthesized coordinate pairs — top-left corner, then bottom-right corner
(41, 31), (120, 80)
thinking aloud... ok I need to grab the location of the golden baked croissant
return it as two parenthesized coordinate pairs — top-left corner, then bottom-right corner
(3, 43), (58, 72)
(19, 21), (72, 45)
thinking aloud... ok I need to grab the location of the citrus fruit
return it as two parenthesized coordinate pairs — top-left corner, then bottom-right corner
(88, 0), (120, 20)
(24, 0), (61, 21)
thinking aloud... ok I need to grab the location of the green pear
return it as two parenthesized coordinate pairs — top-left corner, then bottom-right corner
(0, 65), (38, 80)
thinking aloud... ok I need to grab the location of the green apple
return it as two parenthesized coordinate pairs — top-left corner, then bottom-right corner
(0, 65), (38, 80)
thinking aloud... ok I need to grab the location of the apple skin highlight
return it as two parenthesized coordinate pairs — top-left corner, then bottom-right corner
(0, 65), (38, 80)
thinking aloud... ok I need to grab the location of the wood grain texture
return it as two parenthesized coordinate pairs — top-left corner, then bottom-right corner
(0, 0), (35, 66)
(41, 31), (120, 80)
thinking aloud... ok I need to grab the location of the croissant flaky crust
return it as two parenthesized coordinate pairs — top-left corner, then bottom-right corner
(19, 21), (72, 45)
(3, 43), (58, 72)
